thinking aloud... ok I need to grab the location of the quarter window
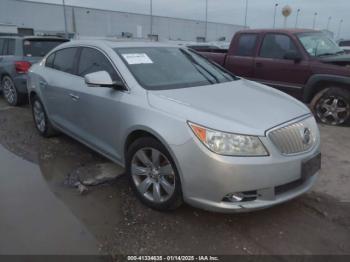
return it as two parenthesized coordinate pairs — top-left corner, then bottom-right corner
(78, 48), (119, 81)
(45, 52), (55, 68)
(236, 34), (258, 56)
(7, 39), (15, 55)
(260, 34), (298, 59)
(52, 48), (78, 74)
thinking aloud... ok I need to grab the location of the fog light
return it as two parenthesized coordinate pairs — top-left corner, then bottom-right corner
(224, 193), (245, 203)
(223, 191), (258, 203)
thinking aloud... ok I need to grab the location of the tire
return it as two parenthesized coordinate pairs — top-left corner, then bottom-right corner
(31, 95), (58, 137)
(311, 87), (350, 126)
(126, 137), (183, 211)
(1, 76), (26, 106)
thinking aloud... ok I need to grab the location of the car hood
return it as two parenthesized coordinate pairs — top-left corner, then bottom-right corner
(318, 53), (350, 66)
(147, 79), (310, 136)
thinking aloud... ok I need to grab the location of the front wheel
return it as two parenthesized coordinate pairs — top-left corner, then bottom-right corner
(31, 96), (57, 137)
(311, 87), (350, 126)
(126, 137), (183, 211)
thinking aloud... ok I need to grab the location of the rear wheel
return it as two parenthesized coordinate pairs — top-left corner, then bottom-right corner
(2, 76), (26, 106)
(311, 87), (350, 126)
(31, 96), (57, 137)
(126, 137), (183, 211)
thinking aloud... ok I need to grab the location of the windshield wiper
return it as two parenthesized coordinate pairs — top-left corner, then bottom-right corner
(180, 49), (220, 84)
(336, 50), (346, 55)
(317, 50), (345, 57)
(317, 52), (337, 57)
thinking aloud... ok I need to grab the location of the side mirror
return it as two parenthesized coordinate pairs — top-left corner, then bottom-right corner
(284, 51), (302, 63)
(84, 71), (124, 89)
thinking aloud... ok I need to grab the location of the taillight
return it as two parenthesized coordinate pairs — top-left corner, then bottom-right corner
(15, 61), (32, 74)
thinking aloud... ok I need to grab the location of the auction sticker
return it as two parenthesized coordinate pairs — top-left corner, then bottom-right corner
(122, 53), (153, 65)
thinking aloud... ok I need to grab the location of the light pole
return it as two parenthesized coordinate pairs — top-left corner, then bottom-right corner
(312, 12), (318, 29)
(326, 16), (332, 31)
(273, 3), (278, 28)
(295, 9), (300, 28)
(244, 0), (248, 28)
(62, 0), (68, 38)
(205, 0), (208, 41)
(337, 19), (343, 39)
(150, 0), (153, 38)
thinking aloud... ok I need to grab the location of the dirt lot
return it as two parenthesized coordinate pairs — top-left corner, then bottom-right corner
(0, 98), (349, 255)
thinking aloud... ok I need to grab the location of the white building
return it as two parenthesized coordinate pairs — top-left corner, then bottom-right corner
(0, 0), (245, 42)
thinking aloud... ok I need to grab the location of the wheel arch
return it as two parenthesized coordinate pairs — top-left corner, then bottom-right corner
(304, 74), (350, 103)
(29, 91), (39, 105)
(123, 126), (184, 183)
(0, 72), (11, 81)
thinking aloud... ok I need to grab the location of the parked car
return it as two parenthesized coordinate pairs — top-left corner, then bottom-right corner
(198, 29), (350, 126)
(0, 36), (68, 106)
(338, 39), (350, 53)
(28, 40), (321, 213)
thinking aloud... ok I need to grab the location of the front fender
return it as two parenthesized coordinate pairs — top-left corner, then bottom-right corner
(304, 74), (350, 102)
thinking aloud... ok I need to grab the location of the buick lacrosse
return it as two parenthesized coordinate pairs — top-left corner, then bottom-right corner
(27, 41), (321, 212)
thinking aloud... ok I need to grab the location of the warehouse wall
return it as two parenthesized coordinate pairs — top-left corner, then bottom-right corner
(0, 0), (244, 41)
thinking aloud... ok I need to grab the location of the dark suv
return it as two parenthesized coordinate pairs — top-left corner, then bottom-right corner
(0, 36), (68, 106)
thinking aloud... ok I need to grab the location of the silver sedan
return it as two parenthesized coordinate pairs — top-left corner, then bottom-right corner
(27, 40), (321, 212)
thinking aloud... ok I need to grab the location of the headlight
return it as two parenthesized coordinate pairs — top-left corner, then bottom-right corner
(188, 122), (268, 156)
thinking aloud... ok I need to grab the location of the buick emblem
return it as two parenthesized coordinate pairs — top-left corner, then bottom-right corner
(302, 128), (311, 145)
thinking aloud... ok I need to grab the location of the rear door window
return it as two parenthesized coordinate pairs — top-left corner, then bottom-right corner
(235, 34), (258, 56)
(45, 52), (55, 68)
(259, 34), (298, 59)
(0, 39), (5, 55)
(77, 47), (119, 81)
(339, 40), (350, 47)
(52, 48), (78, 74)
(23, 39), (67, 57)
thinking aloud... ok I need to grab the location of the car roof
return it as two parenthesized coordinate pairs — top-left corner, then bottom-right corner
(236, 28), (319, 35)
(59, 39), (179, 49)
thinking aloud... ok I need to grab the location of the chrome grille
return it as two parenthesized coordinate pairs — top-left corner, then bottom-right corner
(268, 117), (317, 155)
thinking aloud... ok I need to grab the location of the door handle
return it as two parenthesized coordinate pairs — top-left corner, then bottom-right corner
(256, 62), (263, 68)
(39, 81), (48, 88)
(69, 93), (80, 101)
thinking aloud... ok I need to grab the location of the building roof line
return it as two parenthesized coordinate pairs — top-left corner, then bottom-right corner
(14, 0), (242, 28)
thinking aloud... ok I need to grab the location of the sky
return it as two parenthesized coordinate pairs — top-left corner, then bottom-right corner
(23, 0), (349, 39)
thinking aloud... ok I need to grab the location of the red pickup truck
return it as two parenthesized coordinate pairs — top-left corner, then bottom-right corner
(199, 29), (350, 126)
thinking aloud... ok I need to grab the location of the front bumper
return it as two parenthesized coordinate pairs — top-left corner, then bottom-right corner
(170, 118), (321, 213)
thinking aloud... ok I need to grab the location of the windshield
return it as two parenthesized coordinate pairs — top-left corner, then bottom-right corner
(115, 47), (237, 90)
(23, 39), (68, 57)
(297, 32), (344, 57)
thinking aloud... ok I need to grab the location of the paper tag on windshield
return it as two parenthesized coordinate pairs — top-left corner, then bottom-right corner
(122, 53), (153, 65)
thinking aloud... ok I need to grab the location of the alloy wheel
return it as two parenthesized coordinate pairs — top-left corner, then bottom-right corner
(131, 148), (176, 203)
(2, 77), (17, 105)
(33, 100), (46, 133)
(315, 95), (350, 125)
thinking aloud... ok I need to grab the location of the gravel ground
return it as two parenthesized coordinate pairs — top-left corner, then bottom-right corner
(0, 98), (349, 255)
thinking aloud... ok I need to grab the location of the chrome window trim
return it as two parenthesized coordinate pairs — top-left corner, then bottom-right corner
(43, 44), (130, 93)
